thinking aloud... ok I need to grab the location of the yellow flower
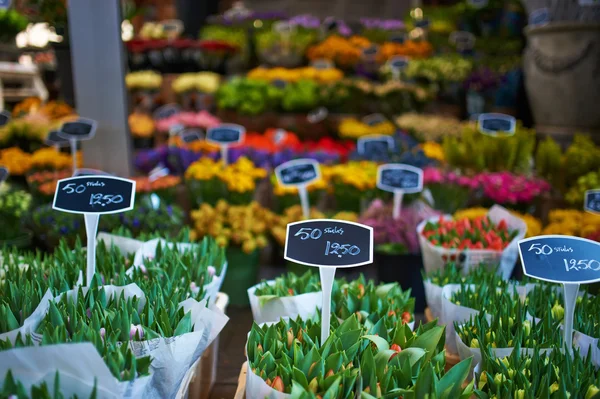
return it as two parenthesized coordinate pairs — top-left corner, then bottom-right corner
(550, 382), (559, 394)
(421, 141), (445, 162)
(453, 207), (488, 221)
(338, 118), (395, 139)
(0, 147), (32, 175)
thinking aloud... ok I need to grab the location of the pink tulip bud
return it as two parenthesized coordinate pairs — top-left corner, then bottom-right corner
(207, 265), (216, 277)
(190, 281), (198, 291)
(129, 324), (144, 340)
(99, 327), (106, 341)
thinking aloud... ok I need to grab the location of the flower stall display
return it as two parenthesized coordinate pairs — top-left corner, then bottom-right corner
(321, 161), (378, 212)
(396, 113), (464, 142)
(271, 175), (327, 213)
(541, 210), (600, 242)
(418, 205), (527, 278)
(0, 186), (32, 247)
(307, 35), (370, 69)
(125, 70), (162, 91)
(154, 110), (221, 133)
(474, 347), (600, 398)
(473, 172), (551, 210)
(454, 207), (542, 238)
(0, 120), (52, 153)
(128, 112), (155, 146)
(422, 167), (477, 214)
(255, 23), (318, 67)
(442, 122), (536, 174)
(0, 148), (32, 176)
(245, 314), (473, 398)
(131, 175), (181, 204)
(185, 157), (267, 206)
(190, 200), (273, 305)
(172, 72), (221, 94)
(338, 117), (395, 139)
(247, 66), (344, 84)
(454, 293), (562, 365)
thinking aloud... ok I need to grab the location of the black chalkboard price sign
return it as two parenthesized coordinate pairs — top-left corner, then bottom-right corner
(180, 129), (203, 143)
(377, 164), (423, 193)
(0, 111), (10, 127)
(478, 113), (516, 136)
(59, 118), (97, 141)
(275, 159), (320, 187)
(0, 166), (8, 183)
(45, 131), (71, 147)
(389, 56), (409, 71)
(153, 103), (181, 120)
(53, 176), (136, 215)
(362, 113), (387, 127)
(206, 124), (245, 145)
(585, 190), (600, 214)
(285, 219), (373, 268)
(357, 135), (394, 155)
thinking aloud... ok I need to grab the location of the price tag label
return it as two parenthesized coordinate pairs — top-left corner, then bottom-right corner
(478, 113), (516, 136)
(206, 124), (245, 145)
(311, 59), (334, 70)
(390, 33), (406, 44)
(585, 190), (600, 214)
(285, 219), (373, 268)
(45, 131), (71, 147)
(272, 79), (287, 89)
(160, 19), (184, 38)
(53, 176), (136, 215)
(0, 166), (8, 182)
(307, 107), (328, 123)
(273, 129), (287, 145)
(362, 113), (387, 126)
(148, 164), (169, 182)
(180, 128), (203, 143)
(153, 103), (181, 120)
(58, 118), (97, 141)
(275, 159), (320, 187)
(362, 45), (379, 58)
(414, 18), (430, 28)
(377, 164), (423, 194)
(389, 56), (409, 71)
(468, 0), (488, 8)
(357, 135), (394, 155)
(0, 111), (10, 127)
(449, 31), (476, 50)
(519, 235), (600, 284)
(73, 168), (112, 177)
(529, 8), (550, 25)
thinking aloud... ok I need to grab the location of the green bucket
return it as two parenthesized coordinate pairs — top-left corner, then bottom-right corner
(221, 246), (261, 307)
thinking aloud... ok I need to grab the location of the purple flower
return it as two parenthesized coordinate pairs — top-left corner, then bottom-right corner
(59, 226), (68, 234)
(166, 206), (173, 216)
(86, 308), (92, 318)
(129, 324), (144, 340)
(132, 218), (140, 228)
(99, 327), (106, 341)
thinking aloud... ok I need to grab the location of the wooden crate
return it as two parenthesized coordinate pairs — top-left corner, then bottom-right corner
(176, 292), (229, 399)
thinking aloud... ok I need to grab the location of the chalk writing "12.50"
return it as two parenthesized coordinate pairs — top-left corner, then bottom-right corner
(324, 241), (360, 256)
(564, 259), (600, 272)
(89, 193), (124, 206)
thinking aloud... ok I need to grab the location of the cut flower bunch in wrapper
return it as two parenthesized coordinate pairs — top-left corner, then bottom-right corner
(1, 369), (98, 399)
(418, 205), (527, 279)
(454, 290), (563, 366)
(474, 345), (600, 399)
(423, 262), (507, 320)
(246, 314), (473, 398)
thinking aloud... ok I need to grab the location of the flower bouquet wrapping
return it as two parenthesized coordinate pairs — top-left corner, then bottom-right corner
(0, 369), (99, 398)
(454, 292), (562, 367)
(245, 314), (472, 398)
(248, 271), (322, 324)
(527, 284), (600, 365)
(474, 346), (600, 398)
(418, 205), (527, 279)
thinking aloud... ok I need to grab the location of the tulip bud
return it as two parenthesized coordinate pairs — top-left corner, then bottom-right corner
(516, 389), (525, 399)
(585, 385), (600, 399)
(523, 320), (531, 337)
(129, 324), (144, 340)
(551, 303), (565, 321)
(325, 369), (334, 378)
(376, 382), (382, 397)
(550, 382), (559, 394)
(308, 378), (318, 393)
(271, 376), (284, 392)
(287, 328), (293, 348)
(265, 378), (272, 386)
(308, 362), (317, 376)
(207, 265), (216, 277)
(470, 338), (480, 348)
(99, 327), (106, 341)
(493, 373), (505, 386)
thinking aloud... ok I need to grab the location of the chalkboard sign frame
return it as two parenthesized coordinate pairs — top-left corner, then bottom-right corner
(73, 168), (112, 177)
(0, 166), (8, 182)
(179, 128), (204, 143)
(284, 219), (374, 268)
(311, 59), (334, 70)
(449, 31), (476, 49)
(58, 118), (98, 141)
(388, 56), (410, 71)
(206, 123), (245, 146)
(518, 235), (600, 284)
(275, 158), (321, 187)
(357, 135), (395, 155)
(362, 113), (387, 126)
(478, 113), (516, 136)
(153, 103), (181, 120)
(45, 131), (71, 147)
(377, 164), (423, 194)
(307, 107), (328, 123)
(585, 190), (600, 214)
(0, 110), (10, 127)
(53, 175), (136, 215)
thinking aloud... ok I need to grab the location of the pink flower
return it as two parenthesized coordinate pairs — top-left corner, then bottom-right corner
(130, 324), (144, 340)
(207, 265), (217, 277)
(423, 167), (443, 184)
(99, 327), (106, 341)
(190, 281), (198, 291)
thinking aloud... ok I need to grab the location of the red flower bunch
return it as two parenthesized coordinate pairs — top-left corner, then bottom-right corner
(421, 216), (518, 251)
(291, 137), (356, 161)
